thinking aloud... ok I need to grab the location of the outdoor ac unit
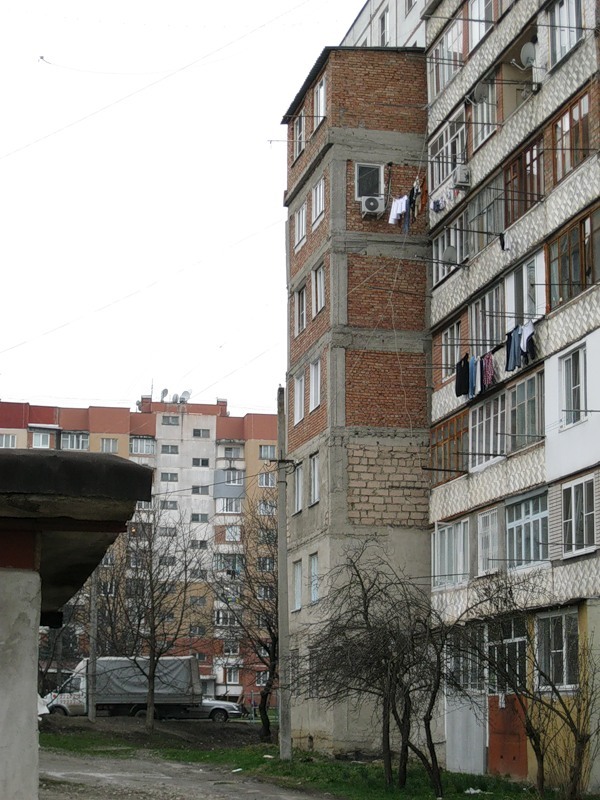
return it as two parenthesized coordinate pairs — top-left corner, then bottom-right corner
(452, 165), (471, 189)
(361, 195), (385, 217)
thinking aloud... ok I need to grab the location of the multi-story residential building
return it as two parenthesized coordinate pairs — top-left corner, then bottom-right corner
(340, 0), (426, 48)
(0, 396), (277, 701)
(281, 43), (431, 752)
(425, 0), (600, 781)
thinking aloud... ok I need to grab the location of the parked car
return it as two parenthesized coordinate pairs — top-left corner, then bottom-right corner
(200, 697), (243, 723)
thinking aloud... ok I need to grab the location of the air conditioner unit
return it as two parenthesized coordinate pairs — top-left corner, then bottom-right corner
(361, 195), (385, 218)
(452, 165), (471, 189)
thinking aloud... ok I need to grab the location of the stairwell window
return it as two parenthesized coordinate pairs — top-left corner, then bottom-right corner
(563, 475), (595, 554)
(293, 111), (305, 160)
(548, 0), (583, 67)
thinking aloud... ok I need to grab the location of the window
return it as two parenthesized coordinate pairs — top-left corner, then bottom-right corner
(159, 555), (176, 567)
(468, 176), (504, 257)
(313, 76), (326, 127)
(294, 463), (303, 514)
(429, 111), (466, 190)
(195, 652), (207, 662)
(309, 452), (320, 504)
(193, 428), (210, 438)
(259, 471), (276, 488)
(441, 321), (461, 380)
(225, 469), (244, 485)
(224, 446), (242, 459)
(101, 550), (115, 566)
(258, 556), (275, 572)
(312, 264), (325, 315)
(157, 526), (176, 537)
(563, 475), (595, 553)
(309, 358), (321, 411)
(506, 493), (548, 567)
(214, 609), (239, 627)
(294, 372), (305, 424)
(0, 434), (16, 448)
(470, 394), (506, 468)
(32, 431), (51, 449)
(508, 372), (544, 452)
(258, 585), (275, 600)
(189, 625), (206, 636)
(256, 671), (268, 687)
(225, 524), (241, 542)
(214, 553), (244, 574)
(190, 539), (207, 549)
(217, 497), (241, 514)
(355, 163), (383, 199)
(259, 500), (276, 516)
(470, 283), (504, 357)
(504, 138), (544, 226)
(130, 437), (155, 455)
(260, 445), (276, 460)
(379, 7), (389, 45)
(226, 667), (240, 683)
(61, 432), (89, 451)
(548, 0), (583, 66)
(190, 568), (207, 580)
(433, 519), (469, 587)
(309, 552), (319, 602)
(162, 415), (179, 426)
(191, 485), (209, 494)
(488, 616), (527, 693)
(548, 209), (600, 309)
(472, 77), (497, 150)
(448, 626), (485, 691)
(161, 472), (178, 482)
(428, 18), (463, 98)
(293, 111), (305, 159)
(161, 444), (179, 454)
(430, 412), (469, 486)
(312, 176), (325, 225)
(537, 610), (579, 688)
(293, 560), (302, 610)
(469, 0), (493, 50)
(478, 508), (498, 574)
(554, 93), (589, 182)
(193, 457), (209, 467)
(507, 255), (540, 326)
(295, 285), (307, 334)
(561, 345), (586, 426)
(191, 513), (209, 523)
(101, 437), (118, 453)
(160, 500), (178, 510)
(223, 640), (239, 655)
(294, 203), (307, 250)
(432, 213), (468, 284)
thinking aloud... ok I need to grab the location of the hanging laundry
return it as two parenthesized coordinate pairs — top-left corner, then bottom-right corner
(430, 198), (446, 213)
(468, 356), (478, 399)
(482, 352), (495, 390)
(455, 354), (470, 397)
(412, 177), (421, 220)
(388, 195), (408, 225)
(520, 320), (536, 364)
(505, 326), (522, 371)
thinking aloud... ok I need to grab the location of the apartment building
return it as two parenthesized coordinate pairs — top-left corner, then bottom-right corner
(282, 44), (431, 751)
(425, 0), (600, 781)
(0, 396), (277, 701)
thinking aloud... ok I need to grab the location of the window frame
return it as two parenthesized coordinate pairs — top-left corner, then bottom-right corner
(61, 431), (90, 451)
(562, 475), (595, 554)
(506, 492), (548, 568)
(469, 0), (493, 51)
(429, 110), (467, 191)
(432, 213), (468, 285)
(258, 471), (276, 488)
(504, 137), (544, 227)
(441, 320), (461, 380)
(355, 163), (384, 200)
(469, 281), (505, 358)
(560, 345), (587, 427)
(379, 7), (389, 46)
(312, 264), (325, 315)
(554, 92), (589, 182)
(430, 411), (469, 486)
(537, 609), (579, 689)
(259, 444), (276, 460)
(428, 18), (463, 99)
(293, 111), (305, 160)
(0, 433), (16, 448)
(292, 560), (302, 611)
(548, 0), (583, 67)
(469, 393), (506, 469)
(548, 208), (599, 310)
(471, 77), (497, 151)
(309, 358), (321, 411)
(309, 452), (320, 505)
(217, 497), (241, 514)
(294, 202), (307, 251)
(161, 415), (179, 426)
(313, 76), (326, 129)
(478, 508), (499, 575)
(130, 437), (156, 455)
(294, 462), (303, 514)
(432, 518), (469, 588)
(295, 284), (307, 335)
(309, 552), (319, 603)
(101, 437), (118, 454)
(312, 176), (325, 226)
(294, 372), (305, 425)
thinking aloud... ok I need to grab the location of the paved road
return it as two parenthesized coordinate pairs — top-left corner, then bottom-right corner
(40, 750), (322, 800)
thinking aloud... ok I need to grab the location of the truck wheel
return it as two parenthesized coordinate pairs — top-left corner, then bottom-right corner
(50, 707), (67, 716)
(210, 709), (228, 723)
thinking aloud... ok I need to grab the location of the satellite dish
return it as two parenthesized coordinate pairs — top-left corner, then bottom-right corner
(442, 245), (457, 264)
(171, 393), (179, 404)
(136, 400), (142, 410)
(180, 391), (191, 403)
(472, 82), (488, 104)
(520, 42), (536, 68)
(160, 388), (168, 402)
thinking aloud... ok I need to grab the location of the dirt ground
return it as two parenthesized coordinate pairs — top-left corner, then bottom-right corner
(39, 714), (279, 800)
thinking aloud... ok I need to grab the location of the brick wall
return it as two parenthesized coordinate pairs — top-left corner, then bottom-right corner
(289, 170), (331, 281)
(289, 256), (330, 367)
(288, 345), (329, 451)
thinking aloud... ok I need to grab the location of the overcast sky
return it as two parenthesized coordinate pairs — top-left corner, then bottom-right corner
(0, 0), (358, 416)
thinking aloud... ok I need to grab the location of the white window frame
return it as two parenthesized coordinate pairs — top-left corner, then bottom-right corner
(101, 437), (118, 453)
(469, 0), (493, 50)
(295, 285), (307, 335)
(561, 345), (587, 427)
(506, 493), (548, 568)
(505, 252), (545, 328)
(258, 556), (275, 572)
(428, 18), (463, 99)
(441, 321), (461, 380)
(563, 475), (595, 554)
(309, 358), (321, 411)
(224, 445), (242, 459)
(294, 372), (305, 425)
(256, 671), (269, 687)
(61, 432), (89, 451)
(162, 444), (179, 454)
(226, 667), (240, 684)
(548, 0), (583, 67)
(293, 111), (305, 160)
(294, 202), (307, 251)
(470, 394), (506, 469)
(312, 264), (325, 315)
(258, 471), (276, 488)
(130, 437), (155, 455)
(259, 445), (276, 460)
(472, 78), (497, 150)
(468, 176), (504, 256)
(309, 552), (319, 603)
(312, 176), (325, 227)
(0, 434), (16, 448)
(537, 609), (579, 689)
(225, 469), (244, 486)
(355, 163), (384, 199)
(161, 472), (178, 482)
(432, 519), (469, 587)
(313, 76), (326, 128)
(379, 7), (389, 45)
(470, 282), (505, 357)
(225, 524), (241, 542)
(432, 213), (468, 285)
(309, 452), (320, 505)
(217, 497), (241, 514)
(477, 508), (498, 575)
(162, 415), (179, 426)
(258, 500), (276, 517)
(508, 372), (544, 453)
(429, 111), (466, 190)
(32, 431), (51, 449)
(223, 640), (239, 655)
(292, 560), (302, 611)
(294, 463), (303, 514)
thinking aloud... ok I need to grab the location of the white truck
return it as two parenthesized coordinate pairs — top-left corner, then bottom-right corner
(43, 656), (240, 721)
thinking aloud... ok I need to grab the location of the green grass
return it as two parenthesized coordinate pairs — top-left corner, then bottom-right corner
(38, 727), (551, 800)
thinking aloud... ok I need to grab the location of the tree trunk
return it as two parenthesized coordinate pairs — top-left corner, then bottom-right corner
(258, 687), (272, 742)
(382, 694), (393, 787)
(397, 698), (411, 788)
(565, 734), (590, 800)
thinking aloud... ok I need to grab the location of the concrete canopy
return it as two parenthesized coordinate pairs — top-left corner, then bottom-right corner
(0, 449), (153, 622)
